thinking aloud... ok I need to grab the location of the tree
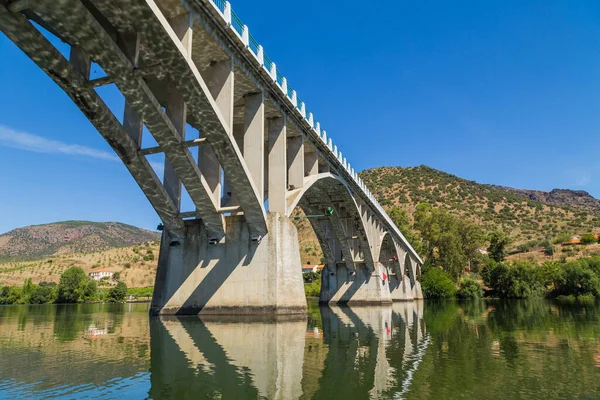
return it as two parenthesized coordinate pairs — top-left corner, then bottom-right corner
(543, 241), (555, 257)
(0, 286), (25, 304)
(84, 280), (97, 300)
(414, 203), (484, 280)
(457, 278), (484, 299)
(487, 231), (511, 262)
(580, 234), (597, 245)
(56, 267), (88, 303)
(29, 285), (56, 304)
(107, 281), (127, 302)
(112, 272), (121, 281)
(483, 261), (544, 298)
(421, 267), (457, 298)
(23, 278), (34, 298)
(388, 206), (421, 252)
(553, 262), (600, 297)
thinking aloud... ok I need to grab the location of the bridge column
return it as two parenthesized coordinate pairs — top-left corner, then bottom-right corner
(244, 92), (265, 201)
(287, 135), (303, 189)
(151, 213), (306, 315)
(268, 116), (286, 214)
(304, 147), (318, 177)
(200, 58), (234, 202)
(389, 245), (411, 301)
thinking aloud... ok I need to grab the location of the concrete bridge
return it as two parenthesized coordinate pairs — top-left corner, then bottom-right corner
(0, 0), (423, 315)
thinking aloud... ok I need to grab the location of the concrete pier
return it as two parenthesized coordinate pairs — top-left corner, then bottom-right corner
(151, 213), (306, 315)
(320, 263), (392, 305)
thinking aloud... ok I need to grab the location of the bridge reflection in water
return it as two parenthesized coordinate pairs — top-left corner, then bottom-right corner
(149, 302), (427, 399)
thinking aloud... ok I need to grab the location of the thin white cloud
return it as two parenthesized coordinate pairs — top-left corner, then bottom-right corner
(0, 124), (166, 176)
(0, 124), (119, 161)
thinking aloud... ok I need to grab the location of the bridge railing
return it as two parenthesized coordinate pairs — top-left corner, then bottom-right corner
(204, 0), (422, 264)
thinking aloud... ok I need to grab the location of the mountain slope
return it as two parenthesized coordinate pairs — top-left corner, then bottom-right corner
(0, 221), (160, 262)
(358, 166), (600, 244)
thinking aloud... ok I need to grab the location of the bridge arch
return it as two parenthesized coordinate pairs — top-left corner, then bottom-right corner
(404, 253), (417, 287)
(378, 232), (402, 276)
(288, 173), (375, 271)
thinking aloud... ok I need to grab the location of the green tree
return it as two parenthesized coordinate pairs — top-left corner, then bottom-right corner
(56, 267), (88, 303)
(580, 233), (597, 245)
(414, 203), (484, 280)
(487, 231), (511, 262)
(29, 285), (56, 304)
(107, 281), (127, 302)
(22, 278), (34, 298)
(553, 262), (600, 297)
(483, 261), (544, 298)
(543, 241), (555, 257)
(388, 206), (421, 251)
(421, 267), (457, 298)
(0, 286), (25, 304)
(456, 278), (484, 299)
(112, 272), (121, 281)
(84, 280), (98, 300)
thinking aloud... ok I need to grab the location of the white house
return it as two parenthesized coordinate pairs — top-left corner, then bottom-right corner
(89, 269), (114, 281)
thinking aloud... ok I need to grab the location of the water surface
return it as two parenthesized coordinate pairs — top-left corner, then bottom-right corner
(0, 300), (599, 399)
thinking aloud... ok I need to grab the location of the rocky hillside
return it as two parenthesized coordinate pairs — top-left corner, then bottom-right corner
(358, 166), (600, 244)
(0, 221), (159, 262)
(493, 186), (600, 214)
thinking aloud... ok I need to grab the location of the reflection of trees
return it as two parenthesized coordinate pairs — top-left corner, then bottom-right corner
(409, 300), (600, 400)
(53, 304), (93, 342)
(312, 306), (378, 399)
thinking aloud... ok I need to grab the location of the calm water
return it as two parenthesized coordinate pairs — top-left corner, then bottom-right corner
(0, 300), (599, 399)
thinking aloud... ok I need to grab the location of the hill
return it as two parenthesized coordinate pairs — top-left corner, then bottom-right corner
(0, 241), (159, 288)
(358, 165), (600, 246)
(0, 221), (159, 262)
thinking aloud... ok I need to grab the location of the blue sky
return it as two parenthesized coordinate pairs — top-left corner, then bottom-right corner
(1, 0), (600, 233)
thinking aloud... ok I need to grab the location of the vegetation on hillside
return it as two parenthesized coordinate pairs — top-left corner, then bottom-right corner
(0, 267), (128, 305)
(359, 166), (600, 247)
(0, 241), (160, 288)
(0, 221), (159, 262)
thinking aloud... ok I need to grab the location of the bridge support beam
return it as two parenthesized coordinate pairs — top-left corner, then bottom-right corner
(151, 213), (306, 315)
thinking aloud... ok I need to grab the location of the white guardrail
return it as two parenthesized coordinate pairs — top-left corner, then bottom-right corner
(201, 0), (423, 264)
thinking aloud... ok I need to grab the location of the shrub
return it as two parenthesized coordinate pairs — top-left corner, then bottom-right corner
(553, 262), (600, 298)
(302, 272), (320, 283)
(123, 263), (131, 269)
(107, 281), (127, 302)
(304, 281), (321, 297)
(484, 262), (545, 298)
(421, 268), (457, 299)
(29, 285), (56, 304)
(457, 278), (484, 299)
(0, 286), (25, 305)
(143, 254), (155, 261)
(580, 234), (597, 245)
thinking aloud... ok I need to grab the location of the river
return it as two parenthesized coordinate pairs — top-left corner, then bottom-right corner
(0, 299), (599, 399)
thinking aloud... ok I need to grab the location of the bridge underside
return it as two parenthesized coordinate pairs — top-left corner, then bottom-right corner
(0, 0), (422, 315)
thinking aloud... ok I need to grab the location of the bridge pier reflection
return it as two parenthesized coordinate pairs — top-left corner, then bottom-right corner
(150, 315), (306, 399)
(149, 303), (427, 399)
